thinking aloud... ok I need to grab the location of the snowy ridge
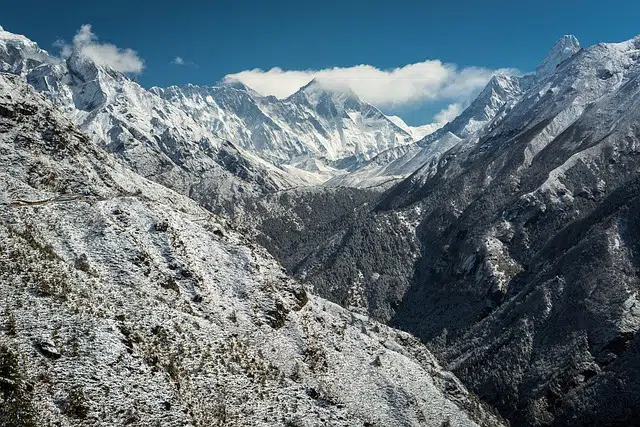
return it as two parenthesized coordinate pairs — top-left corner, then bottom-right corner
(328, 73), (530, 187)
(346, 38), (581, 189)
(153, 78), (421, 176)
(0, 25), (526, 191)
(386, 115), (444, 140)
(0, 26), (57, 76)
(327, 132), (462, 188)
(535, 35), (581, 79)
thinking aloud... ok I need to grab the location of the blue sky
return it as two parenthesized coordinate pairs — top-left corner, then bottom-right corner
(3, 0), (640, 125)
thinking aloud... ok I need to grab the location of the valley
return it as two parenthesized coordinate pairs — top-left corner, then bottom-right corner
(2, 23), (640, 426)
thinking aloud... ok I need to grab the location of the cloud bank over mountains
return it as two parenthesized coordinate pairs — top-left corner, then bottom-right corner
(57, 24), (144, 73)
(223, 62), (518, 121)
(53, 24), (518, 123)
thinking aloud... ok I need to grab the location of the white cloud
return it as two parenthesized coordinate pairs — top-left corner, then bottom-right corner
(434, 103), (464, 123)
(223, 62), (517, 109)
(60, 25), (144, 73)
(171, 56), (197, 68)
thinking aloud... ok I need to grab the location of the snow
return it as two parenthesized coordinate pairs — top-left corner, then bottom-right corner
(506, 34), (640, 201)
(0, 25), (530, 191)
(328, 131), (462, 188)
(386, 115), (443, 140)
(152, 77), (418, 181)
(330, 72), (532, 188)
(536, 35), (581, 79)
(520, 104), (585, 169)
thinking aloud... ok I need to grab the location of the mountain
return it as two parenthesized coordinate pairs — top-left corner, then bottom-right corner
(265, 34), (640, 426)
(0, 64), (508, 426)
(424, 74), (532, 144)
(380, 34), (640, 426)
(325, 131), (463, 188)
(329, 38), (582, 189)
(0, 25), (55, 76)
(0, 26), (303, 218)
(327, 73), (530, 188)
(386, 115), (444, 140)
(326, 36), (581, 189)
(0, 26), (458, 193)
(152, 78), (419, 177)
(535, 34), (581, 79)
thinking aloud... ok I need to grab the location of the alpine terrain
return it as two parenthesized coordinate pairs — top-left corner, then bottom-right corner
(2, 19), (640, 427)
(0, 28), (503, 427)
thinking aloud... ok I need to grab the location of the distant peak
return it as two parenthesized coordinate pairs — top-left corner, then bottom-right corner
(560, 34), (580, 44)
(219, 79), (263, 98)
(299, 78), (319, 91)
(536, 34), (581, 78)
(552, 35), (581, 55)
(487, 73), (511, 86)
(474, 73), (519, 101)
(0, 26), (31, 42)
(222, 79), (250, 91)
(295, 78), (327, 96)
(295, 78), (361, 104)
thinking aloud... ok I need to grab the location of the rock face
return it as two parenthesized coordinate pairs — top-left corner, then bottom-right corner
(389, 35), (640, 426)
(0, 73), (505, 426)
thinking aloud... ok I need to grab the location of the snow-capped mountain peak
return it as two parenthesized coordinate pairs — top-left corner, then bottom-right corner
(153, 76), (417, 171)
(218, 78), (265, 98)
(536, 34), (581, 78)
(328, 70), (531, 188)
(1, 25), (440, 187)
(0, 26), (57, 76)
(291, 77), (362, 107)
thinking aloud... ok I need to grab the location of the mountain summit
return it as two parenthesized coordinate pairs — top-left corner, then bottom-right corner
(536, 34), (581, 78)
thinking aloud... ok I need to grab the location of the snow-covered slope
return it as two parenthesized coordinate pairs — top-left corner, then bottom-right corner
(426, 74), (531, 143)
(0, 25), (484, 192)
(326, 132), (462, 188)
(386, 115), (444, 140)
(153, 79), (418, 172)
(0, 72), (505, 427)
(0, 25), (55, 76)
(535, 34), (581, 79)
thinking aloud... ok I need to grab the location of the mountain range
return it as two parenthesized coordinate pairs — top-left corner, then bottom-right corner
(2, 22), (640, 427)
